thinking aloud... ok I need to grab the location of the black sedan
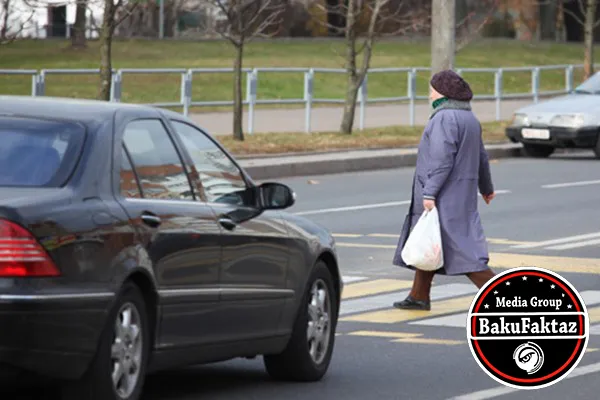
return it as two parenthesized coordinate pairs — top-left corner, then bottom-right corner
(0, 96), (342, 400)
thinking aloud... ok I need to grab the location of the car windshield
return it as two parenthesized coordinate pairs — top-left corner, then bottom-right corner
(0, 116), (85, 187)
(574, 72), (600, 94)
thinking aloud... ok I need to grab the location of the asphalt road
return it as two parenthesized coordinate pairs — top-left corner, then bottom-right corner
(7, 150), (600, 400)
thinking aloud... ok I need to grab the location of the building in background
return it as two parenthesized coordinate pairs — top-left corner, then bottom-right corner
(5, 0), (101, 39)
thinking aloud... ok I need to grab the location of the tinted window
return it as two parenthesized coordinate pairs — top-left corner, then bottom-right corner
(120, 147), (142, 198)
(169, 121), (248, 204)
(123, 119), (193, 201)
(0, 116), (85, 187)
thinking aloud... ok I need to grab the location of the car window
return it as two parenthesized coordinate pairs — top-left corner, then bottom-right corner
(120, 147), (142, 198)
(122, 119), (194, 201)
(0, 116), (85, 187)
(169, 120), (250, 205)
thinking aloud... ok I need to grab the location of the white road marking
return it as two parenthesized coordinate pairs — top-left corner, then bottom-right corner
(413, 290), (600, 328)
(546, 237), (600, 251)
(511, 231), (600, 249)
(294, 201), (410, 216)
(294, 190), (511, 216)
(342, 276), (369, 284)
(449, 361), (600, 399)
(478, 189), (511, 196)
(340, 283), (478, 316)
(542, 179), (600, 189)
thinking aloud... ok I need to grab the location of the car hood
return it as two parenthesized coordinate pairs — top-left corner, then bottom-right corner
(516, 94), (600, 125)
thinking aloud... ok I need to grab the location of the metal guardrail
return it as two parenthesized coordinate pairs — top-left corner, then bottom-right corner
(0, 64), (584, 134)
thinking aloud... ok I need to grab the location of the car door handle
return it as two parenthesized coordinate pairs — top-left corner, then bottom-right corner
(218, 216), (237, 231)
(141, 212), (161, 227)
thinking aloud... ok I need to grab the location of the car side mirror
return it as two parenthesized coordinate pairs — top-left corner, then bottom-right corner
(258, 182), (295, 210)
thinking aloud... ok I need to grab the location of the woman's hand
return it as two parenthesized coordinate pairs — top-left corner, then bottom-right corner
(482, 192), (495, 204)
(423, 199), (435, 211)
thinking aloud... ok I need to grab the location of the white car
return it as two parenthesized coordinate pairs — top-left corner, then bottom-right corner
(506, 72), (600, 158)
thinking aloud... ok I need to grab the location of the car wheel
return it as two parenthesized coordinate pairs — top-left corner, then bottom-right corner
(523, 143), (555, 158)
(593, 135), (600, 159)
(61, 282), (150, 400)
(264, 260), (338, 382)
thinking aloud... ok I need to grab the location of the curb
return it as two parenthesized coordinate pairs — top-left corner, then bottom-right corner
(240, 144), (524, 180)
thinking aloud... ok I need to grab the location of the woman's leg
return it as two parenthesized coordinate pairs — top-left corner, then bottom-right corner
(393, 269), (435, 310)
(466, 268), (496, 288)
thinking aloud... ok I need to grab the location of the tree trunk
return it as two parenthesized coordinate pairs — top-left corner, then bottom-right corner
(340, 0), (358, 134)
(340, 76), (360, 134)
(584, 0), (596, 80)
(539, 0), (557, 41)
(431, 0), (456, 74)
(556, 0), (566, 42)
(232, 42), (244, 141)
(1, 0), (11, 40)
(98, 0), (114, 101)
(71, 0), (88, 49)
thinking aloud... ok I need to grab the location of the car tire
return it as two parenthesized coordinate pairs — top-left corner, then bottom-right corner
(61, 281), (150, 400)
(593, 135), (600, 159)
(263, 260), (338, 382)
(523, 143), (555, 158)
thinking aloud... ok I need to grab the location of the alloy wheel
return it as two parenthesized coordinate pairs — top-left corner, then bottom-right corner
(111, 302), (143, 399)
(306, 278), (331, 365)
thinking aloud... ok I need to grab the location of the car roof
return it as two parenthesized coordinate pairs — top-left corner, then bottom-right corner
(0, 95), (160, 123)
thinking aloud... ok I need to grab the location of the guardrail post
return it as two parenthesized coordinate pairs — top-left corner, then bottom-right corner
(494, 69), (503, 121)
(565, 65), (574, 93)
(358, 74), (367, 130)
(181, 70), (192, 116)
(246, 69), (257, 135)
(408, 69), (416, 126)
(532, 67), (540, 103)
(110, 71), (122, 102)
(31, 74), (39, 96)
(37, 71), (46, 96)
(304, 68), (314, 133)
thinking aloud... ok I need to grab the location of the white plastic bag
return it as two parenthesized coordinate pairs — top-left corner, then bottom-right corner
(400, 207), (444, 271)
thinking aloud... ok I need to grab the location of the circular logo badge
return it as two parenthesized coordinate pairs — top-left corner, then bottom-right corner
(467, 267), (589, 390)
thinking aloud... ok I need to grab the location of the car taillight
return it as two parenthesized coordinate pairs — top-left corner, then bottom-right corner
(0, 219), (60, 277)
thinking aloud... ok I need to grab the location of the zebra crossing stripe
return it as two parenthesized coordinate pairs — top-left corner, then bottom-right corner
(342, 294), (475, 324)
(340, 276), (600, 330)
(411, 290), (600, 328)
(340, 282), (478, 318)
(342, 279), (413, 300)
(342, 275), (369, 284)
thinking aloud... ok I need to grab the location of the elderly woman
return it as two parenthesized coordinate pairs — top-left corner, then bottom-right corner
(392, 69), (496, 311)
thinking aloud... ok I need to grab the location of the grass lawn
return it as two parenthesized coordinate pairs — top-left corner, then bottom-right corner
(219, 121), (510, 156)
(0, 38), (595, 114)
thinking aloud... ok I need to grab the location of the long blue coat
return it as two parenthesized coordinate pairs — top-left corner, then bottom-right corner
(393, 102), (494, 276)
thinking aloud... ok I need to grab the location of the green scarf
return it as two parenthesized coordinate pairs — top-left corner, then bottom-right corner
(432, 97), (449, 109)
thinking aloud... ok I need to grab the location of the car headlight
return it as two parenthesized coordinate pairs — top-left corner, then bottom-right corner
(511, 113), (529, 126)
(550, 114), (585, 128)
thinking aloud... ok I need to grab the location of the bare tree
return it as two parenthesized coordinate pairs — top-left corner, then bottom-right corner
(558, 0), (600, 79)
(315, 0), (430, 134)
(1, 0), (36, 44)
(203, 0), (287, 141)
(98, 0), (141, 101)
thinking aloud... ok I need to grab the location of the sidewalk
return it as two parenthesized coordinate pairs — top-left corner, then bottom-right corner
(238, 143), (524, 180)
(189, 98), (537, 135)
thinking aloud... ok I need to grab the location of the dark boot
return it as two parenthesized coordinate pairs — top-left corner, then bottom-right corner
(393, 295), (431, 310)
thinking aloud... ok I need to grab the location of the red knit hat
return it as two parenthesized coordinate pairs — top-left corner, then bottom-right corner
(430, 70), (473, 101)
